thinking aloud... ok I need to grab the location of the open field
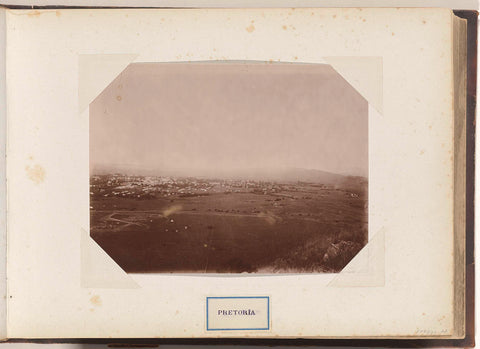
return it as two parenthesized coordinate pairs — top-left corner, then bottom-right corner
(90, 175), (368, 273)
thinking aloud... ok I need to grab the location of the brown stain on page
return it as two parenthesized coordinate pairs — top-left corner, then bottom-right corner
(25, 164), (45, 184)
(28, 10), (61, 18)
(246, 24), (255, 33)
(27, 10), (42, 17)
(90, 295), (102, 306)
(14, 10), (57, 17)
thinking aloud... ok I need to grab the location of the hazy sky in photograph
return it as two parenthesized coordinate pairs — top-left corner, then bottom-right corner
(90, 62), (368, 177)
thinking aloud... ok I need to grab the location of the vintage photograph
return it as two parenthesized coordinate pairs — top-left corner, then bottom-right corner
(89, 62), (368, 274)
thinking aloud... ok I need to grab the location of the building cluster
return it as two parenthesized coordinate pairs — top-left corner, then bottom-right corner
(90, 174), (287, 199)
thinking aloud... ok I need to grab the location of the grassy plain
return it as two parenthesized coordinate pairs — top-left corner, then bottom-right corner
(91, 181), (367, 273)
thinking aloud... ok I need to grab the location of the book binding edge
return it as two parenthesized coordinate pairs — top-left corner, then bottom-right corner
(0, 6), (7, 342)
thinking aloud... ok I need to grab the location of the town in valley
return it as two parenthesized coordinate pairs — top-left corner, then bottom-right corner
(90, 171), (368, 273)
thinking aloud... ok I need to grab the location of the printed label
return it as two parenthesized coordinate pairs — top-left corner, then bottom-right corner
(206, 296), (270, 331)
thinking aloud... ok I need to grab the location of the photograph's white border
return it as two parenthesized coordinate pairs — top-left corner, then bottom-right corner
(80, 56), (383, 289)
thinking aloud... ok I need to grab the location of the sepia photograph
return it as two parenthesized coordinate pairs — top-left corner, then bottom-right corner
(89, 62), (368, 274)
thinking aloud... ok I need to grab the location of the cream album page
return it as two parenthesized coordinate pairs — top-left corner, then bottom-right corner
(5, 7), (457, 338)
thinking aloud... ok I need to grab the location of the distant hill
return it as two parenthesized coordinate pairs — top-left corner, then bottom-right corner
(225, 167), (347, 184)
(92, 164), (366, 185)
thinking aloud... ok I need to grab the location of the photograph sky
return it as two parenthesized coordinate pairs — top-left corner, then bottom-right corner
(90, 62), (368, 177)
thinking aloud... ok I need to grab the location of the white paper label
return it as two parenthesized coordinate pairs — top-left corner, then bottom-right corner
(206, 296), (270, 331)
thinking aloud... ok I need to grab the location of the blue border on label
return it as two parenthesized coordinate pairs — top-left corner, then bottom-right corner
(206, 296), (270, 331)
